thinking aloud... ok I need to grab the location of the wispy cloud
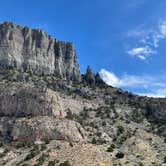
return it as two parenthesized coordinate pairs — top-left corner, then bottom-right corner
(138, 89), (166, 98)
(127, 46), (156, 60)
(126, 0), (149, 8)
(99, 69), (166, 97)
(127, 19), (166, 60)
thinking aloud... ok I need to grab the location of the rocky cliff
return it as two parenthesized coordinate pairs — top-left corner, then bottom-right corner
(0, 22), (81, 81)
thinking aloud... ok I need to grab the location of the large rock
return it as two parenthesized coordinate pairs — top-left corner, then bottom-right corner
(0, 21), (81, 81)
(0, 84), (65, 117)
(0, 117), (87, 142)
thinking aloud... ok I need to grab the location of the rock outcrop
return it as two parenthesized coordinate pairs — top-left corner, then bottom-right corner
(11, 117), (86, 142)
(0, 117), (87, 142)
(0, 84), (65, 117)
(0, 22), (81, 81)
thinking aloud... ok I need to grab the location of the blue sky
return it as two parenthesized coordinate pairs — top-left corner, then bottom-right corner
(0, 0), (166, 97)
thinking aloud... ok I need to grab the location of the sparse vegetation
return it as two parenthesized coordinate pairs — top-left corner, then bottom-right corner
(16, 142), (32, 149)
(164, 156), (166, 163)
(24, 145), (40, 161)
(138, 162), (144, 166)
(115, 151), (124, 159)
(59, 160), (71, 166)
(48, 160), (56, 166)
(92, 137), (97, 144)
(164, 138), (166, 143)
(117, 125), (125, 135)
(107, 146), (113, 152)
(33, 153), (49, 166)
(41, 144), (47, 151)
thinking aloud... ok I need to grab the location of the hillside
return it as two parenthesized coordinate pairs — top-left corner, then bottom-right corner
(0, 22), (165, 166)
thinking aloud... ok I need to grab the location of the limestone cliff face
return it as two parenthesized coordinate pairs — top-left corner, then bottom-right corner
(0, 22), (81, 81)
(0, 84), (66, 117)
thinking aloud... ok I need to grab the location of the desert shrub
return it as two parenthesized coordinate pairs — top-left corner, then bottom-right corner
(59, 160), (70, 166)
(131, 109), (145, 123)
(41, 144), (47, 151)
(107, 144), (116, 152)
(110, 144), (116, 149)
(0, 153), (5, 158)
(115, 151), (124, 159)
(24, 145), (40, 160)
(138, 162), (144, 166)
(0, 142), (3, 147)
(69, 142), (73, 147)
(91, 137), (97, 144)
(16, 142), (32, 149)
(117, 126), (125, 135)
(34, 153), (48, 166)
(66, 109), (76, 120)
(48, 160), (56, 166)
(66, 109), (85, 126)
(164, 138), (166, 143)
(107, 146), (113, 152)
(16, 142), (26, 149)
(97, 138), (107, 145)
(20, 164), (29, 166)
(24, 152), (36, 161)
(164, 156), (166, 163)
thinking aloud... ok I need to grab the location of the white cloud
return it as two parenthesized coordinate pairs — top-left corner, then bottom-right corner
(100, 69), (151, 87)
(138, 89), (166, 98)
(127, 46), (156, 60)
(99, 69), (166, 97)
(99, 69), (120, 87)
(159, 20), (166, 36)
(126, 0), (148, 8)
(127, 19), (166, 60)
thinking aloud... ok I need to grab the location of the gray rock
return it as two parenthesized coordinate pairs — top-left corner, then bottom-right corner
(0, 21), (81, 81)
(11, 117), (86, 141)
(0, 84), (65, 117)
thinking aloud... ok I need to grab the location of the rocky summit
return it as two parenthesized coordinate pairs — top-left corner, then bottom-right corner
(0, 22), (165, 166)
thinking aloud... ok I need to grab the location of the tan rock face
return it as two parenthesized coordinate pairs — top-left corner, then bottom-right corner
(0, 84), (65, 117)
(2, 117), (86, 142)
(0, 22), (81, 81)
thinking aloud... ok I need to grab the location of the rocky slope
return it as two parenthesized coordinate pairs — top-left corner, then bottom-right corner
(0, 22), (165, 166)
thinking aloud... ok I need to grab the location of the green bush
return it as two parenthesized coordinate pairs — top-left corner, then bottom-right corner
(24, 145), (40, 161)
(91, 137), (97, 144)
(115, 151), (124, 159)
(110, 144), (116, 149)
(69, 142), (73, 147)
(164, 156), (166, 163)
(20, 164), (29, 166)
(131, 109), (145, 123)
(59, 160), (70, 166)
(107, 146), (113, 152)
(138, 162), (144, 166)
(41, 144), (47, 151)
(16, 142), (32, 149)
(117, 126), (125, 135)
(33, 153), (48, 166)
(107, 144), (115, 152)
(66, 109), (76, 120)
(164, 138), (166, 143)
(0, 142), (3, 147)
(0, 153), (5, 158)
(48, 160), (56, 166)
